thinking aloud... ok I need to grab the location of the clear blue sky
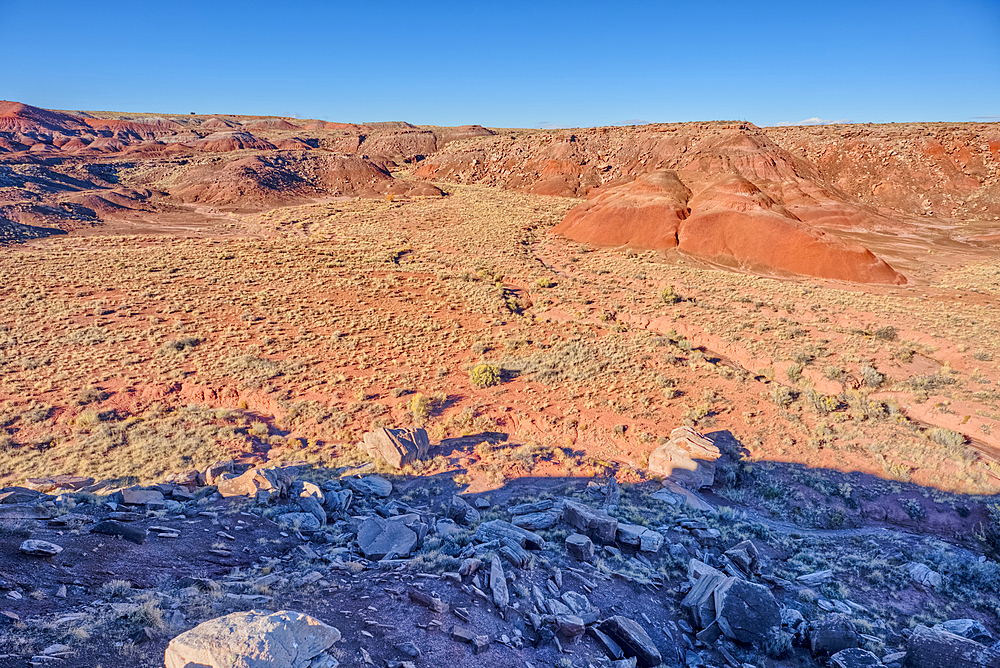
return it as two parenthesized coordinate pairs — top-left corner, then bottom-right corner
(2, 0), (997, 128)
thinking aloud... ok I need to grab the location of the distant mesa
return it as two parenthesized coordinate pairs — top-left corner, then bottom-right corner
(552, 170), (907, 284)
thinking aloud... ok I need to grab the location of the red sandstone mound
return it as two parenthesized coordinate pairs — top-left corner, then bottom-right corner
(275, 137), (313, 151)
(82, 118), (171, 140)
(201, 117), (241, 130)
(244, 118), (299, 130)
(171, 156), (311, 207)
(0, 101), (89, 135)
(192, 131), (277, 152)
(552, 170), (906, 284)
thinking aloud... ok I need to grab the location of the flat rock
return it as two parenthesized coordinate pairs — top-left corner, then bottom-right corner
(908, 562), (943, 589)
(0, 487), (44, 504)
(647, 426), (720, 489)
(357, 516), (417, 559)
(436, 518), (466, 539)
(905, 624), (1000, 668)
(275, 512), (322, 533)
(474, 519), (545, 549)
(490, 554), (509, 608)
(933, 619), (994, 645)
(115, 487), (166, 507)
(0, 504), (51, 519)
(511, 509), (561, 530)
(19, 539), (63, 556)
(91, 520), (148, 544)
(447, 495), (481, 525)
(363, 427), (430, 469)
(217, 467), (291, 501)
(347, 475), (393, 498)
(832, 648), (885, 668)
(164, 610), (340, 668)
(811, 614), (859, 656)
(25, 476), (94, 493)
(599, 616), (663, 668)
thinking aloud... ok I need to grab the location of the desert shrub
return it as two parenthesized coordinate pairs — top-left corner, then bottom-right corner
(786, 363), (804, 383)
(928, 427), (966, 449)
(536, 277), (554, 288)
(469, 363), (501, 388)
(807, 390), (841, 415)
(410, 393), (431, 425)
(860, 364), (884, 387)
(770, 385), (798, 408)
(900, 498), (926, 520)
(659, 286), (681, 304)
(764, 628), (792, 658)
(160, 337), (201, 354)
(873, 325), (898, 341)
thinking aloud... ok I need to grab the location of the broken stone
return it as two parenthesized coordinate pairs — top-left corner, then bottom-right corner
(474, 520), (545, 549)
(933, 619), (995, 645)
(811, 614), (859, 656)
(451, 626), (476, 643)
(358, 516), (417, 559)
(217, 467), (291, 499)
(616, 522), (646, 546)
(394, 641), (421, 657)
(0, 504), (51, 519)
(639, 530), (664, 553)
(408, 588), (448, 613)
(436, 518), (466, 539)
(490, 554), (509, 609)
(797, 569), (834, 586)
(90, 520), (147, 544)
(459, 557), (482, 576)
(164, 610), (340, 668)
(19, 539), (62, 557)
(647, 426), (720, 489)
(557, 615), (586, 640)
(566, 533), (594, 561)
(588, 626), (624, 660)
(907, 562), (943, 589)
(473, 635), (490, 654)
(202, 460), (234, 486)
(323, 489), (353, 514)
(511, 510), (561, 530)
(363, 427), (430, 469)
(563, 500), (617, 544)
(713, 577), (780, 646)
(599, 616), (664, 668)
(681, 568), (727, 629)
(831, 648), (885, 668)
(510, 499), (554, 515)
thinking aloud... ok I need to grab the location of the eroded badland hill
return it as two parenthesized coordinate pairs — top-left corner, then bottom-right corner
(1, 101), (1000, 668)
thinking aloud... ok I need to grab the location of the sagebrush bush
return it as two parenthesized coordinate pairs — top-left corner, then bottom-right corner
(469, 363), (501, 388)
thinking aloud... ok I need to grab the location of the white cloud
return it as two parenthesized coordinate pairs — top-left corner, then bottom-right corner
(533, 121), (564, 129)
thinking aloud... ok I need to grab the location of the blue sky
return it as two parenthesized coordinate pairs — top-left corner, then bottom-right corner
(1, 0), (997, 128)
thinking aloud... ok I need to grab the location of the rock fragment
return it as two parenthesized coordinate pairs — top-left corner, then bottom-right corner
(363, 427), (430, 469)
(90, 520), (148, 544)
(19, 539), (63, 557)
(713, 577), (780, 646)
(598, 616), (663, 668)
(566, 533), (594, 561)
(490, 554), (509, 609)
(562, 500), (617, 544)
(647, 426), (720, 489)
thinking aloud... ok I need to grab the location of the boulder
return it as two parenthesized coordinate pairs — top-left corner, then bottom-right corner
(599, 616), (664, 668)
(511, 510), (561, 530)
(322, 489), (352, 514)
(811, 614), (859, 656)
(296, 495), (326, 526)
(435, 518), (466, 539)
(563, 500), (617, 544)
(0, 504), (52, 519)
(905, 625), (1000, 668)
(797, 569), (834, 586)
(933, 620), (994, 645)
(163, 610), (340, 668)
(566, 533), (594, 561)
(647, 426), (720, 489)
(217, 467), (291, 502)
(447, 495), (481, 525)
(713, 577), (780, 646)
(832, 648), (885, 668)
(114, 487), (166, 508)
(357, 516), (417, 559)
(681, 567), (727, 629)
(202, 460), (234, 486)
(275, 512), (322, 533)
(908, 562), (943, 589)
(724, 540), (760, 575)
(363, 427), (430, 469)
(588, 626), (625, 660)
(19, 539), (63, 556)
(639, 530), (664, 553)
(347, 475), (393, 498)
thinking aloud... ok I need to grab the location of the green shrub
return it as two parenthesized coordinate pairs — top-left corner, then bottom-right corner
(659, 286), (681, 304)
(469, 363), (501, 388)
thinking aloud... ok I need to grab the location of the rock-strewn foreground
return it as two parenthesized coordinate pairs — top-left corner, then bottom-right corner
(2, 434), (1000, 668)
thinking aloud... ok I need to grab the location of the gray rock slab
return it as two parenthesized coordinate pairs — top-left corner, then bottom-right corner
(599, 616), (663, 668)
(714, 577), (780, 646)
